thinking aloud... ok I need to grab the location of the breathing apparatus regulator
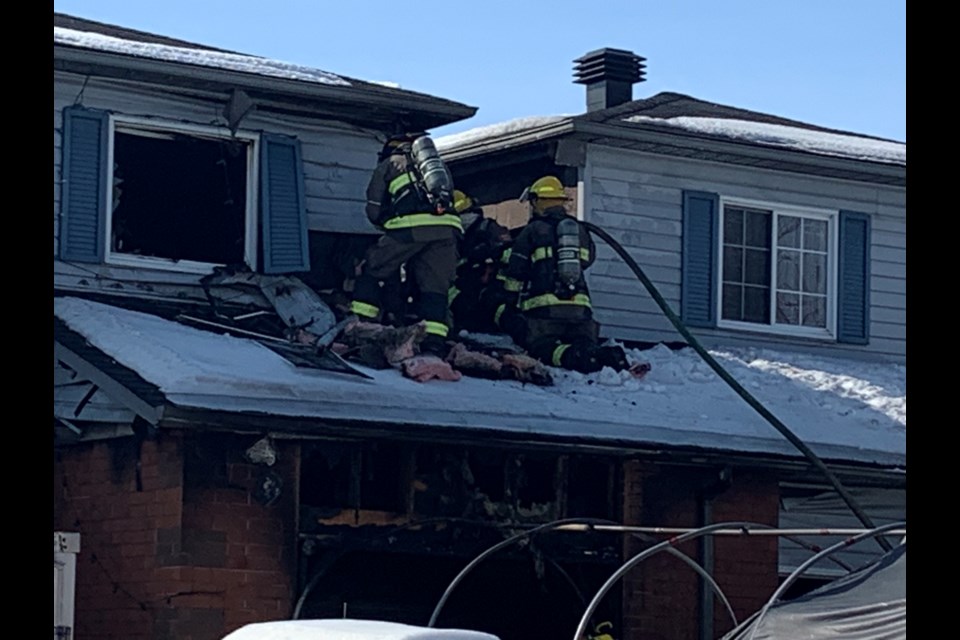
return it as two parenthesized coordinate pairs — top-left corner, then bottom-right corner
(409, 135), (455, 214)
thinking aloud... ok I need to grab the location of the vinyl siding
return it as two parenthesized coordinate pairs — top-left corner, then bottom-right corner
(54, 72), (380, 297)
(583, 145), (906, 362)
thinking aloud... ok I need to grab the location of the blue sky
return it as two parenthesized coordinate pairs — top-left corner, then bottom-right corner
(52, 0), (906, 143)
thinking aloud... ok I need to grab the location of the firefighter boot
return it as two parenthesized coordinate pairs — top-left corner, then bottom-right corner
(597, 344), (630, 371)
(559, 341), (603, 374)
(419, 333), (451, 359)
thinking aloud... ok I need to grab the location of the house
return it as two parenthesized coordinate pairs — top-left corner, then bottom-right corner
(54, 17), (905, 640)
(437, 48), (905, 362)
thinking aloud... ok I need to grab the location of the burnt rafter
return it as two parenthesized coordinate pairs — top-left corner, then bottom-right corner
(54, 319), (165, 426)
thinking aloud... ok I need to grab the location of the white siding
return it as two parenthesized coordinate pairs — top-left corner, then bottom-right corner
(54, 72), (381, 296)
(584, 145), (906, 362)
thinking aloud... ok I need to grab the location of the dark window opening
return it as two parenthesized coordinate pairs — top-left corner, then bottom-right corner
(183, 435), (229, 490)
(361, 443), (405, 512)
(300, 443), (355, 510)
(111, 128), (249, 265)
(300, 443), (406, 513)
(468, 449), (506, 502)
(511, 455), (556, 510)
(566, 456), (614, 519)
(413, 446), (483, 518)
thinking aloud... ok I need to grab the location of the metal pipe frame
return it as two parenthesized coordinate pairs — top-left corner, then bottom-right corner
(573, 521), (775, 640)
(428, 518), (737, 631)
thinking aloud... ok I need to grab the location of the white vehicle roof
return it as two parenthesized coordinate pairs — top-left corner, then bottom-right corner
(221, 619), (501, 640)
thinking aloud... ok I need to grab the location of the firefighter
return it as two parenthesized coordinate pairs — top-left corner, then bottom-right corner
(349, 132), (463, 357)
(502, 175), (629, 373)
(447, 190), (528, 345)
(448, 190), (511, 333)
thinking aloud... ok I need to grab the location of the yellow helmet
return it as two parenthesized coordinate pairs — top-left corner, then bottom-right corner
(519, 175), (569, 202)
(453, 189), (476, 214)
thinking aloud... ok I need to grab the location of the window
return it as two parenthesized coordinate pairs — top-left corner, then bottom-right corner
(681, 190), (870, 344)
(59, 105), (310, 275)
(719, 201), (836, 337)
(108, 119), (257, 273)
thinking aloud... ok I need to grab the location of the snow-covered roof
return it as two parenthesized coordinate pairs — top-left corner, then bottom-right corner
(623, 115), (905, 165)
(435, 93), (905, 169)
(220, 619), (500, 640)
(54, 296), (906, 468)
(435, 115), (571, 151)
(54, 26), (351, 87)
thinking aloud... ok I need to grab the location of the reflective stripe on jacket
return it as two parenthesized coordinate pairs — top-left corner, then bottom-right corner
(366, 149), (463, 232)
(503, 207), (595, 315)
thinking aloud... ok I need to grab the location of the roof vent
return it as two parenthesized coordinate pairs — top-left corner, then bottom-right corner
(573, 48), (646, 112)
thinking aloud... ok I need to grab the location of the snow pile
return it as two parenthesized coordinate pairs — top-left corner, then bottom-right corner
(55, 26), (351, 87)
(220, 619), (500, 640)
(546, 342), (906, 430)
(623, 115), (905, 165)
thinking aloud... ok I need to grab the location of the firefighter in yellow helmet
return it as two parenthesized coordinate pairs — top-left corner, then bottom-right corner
(447, 190), (524, 340)
(349, 132), (463, 357)
(501, 176), (630, 373)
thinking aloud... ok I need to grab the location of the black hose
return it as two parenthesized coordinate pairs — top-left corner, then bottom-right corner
(584, 221), (891, 552)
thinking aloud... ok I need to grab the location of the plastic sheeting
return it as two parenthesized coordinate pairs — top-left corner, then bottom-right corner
(724, 544), (905, 639)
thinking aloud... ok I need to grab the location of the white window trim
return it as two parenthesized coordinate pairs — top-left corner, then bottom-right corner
(105, 115), (260, 275)
(716, 196), (839, 340)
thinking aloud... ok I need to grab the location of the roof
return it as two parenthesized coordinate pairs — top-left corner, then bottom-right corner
(436, 92), (905, 185)
(53, 296), (906, 473)
(53, 13), (476, 131)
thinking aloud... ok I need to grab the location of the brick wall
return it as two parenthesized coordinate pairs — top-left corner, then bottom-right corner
(618, 462), (780, 640)
(53, 431), (299, 640)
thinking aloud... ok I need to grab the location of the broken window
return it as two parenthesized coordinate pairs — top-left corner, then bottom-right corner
(108, 120), (254, 271)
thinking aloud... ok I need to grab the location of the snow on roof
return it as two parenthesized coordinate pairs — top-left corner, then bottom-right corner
(435, 115), (571, 151)
(435, 111), (905, 167)
(54, 297), (906, 467)
(54, 26), (351, 87)
(220, 619), (500, 640)
(624, 115), (906, 165)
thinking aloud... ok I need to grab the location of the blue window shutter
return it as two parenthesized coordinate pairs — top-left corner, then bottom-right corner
(260, 133), (310, 274)
(837, 210), (871, 344)
(60, 106), (109, 263)
(681, 190), (719, 328)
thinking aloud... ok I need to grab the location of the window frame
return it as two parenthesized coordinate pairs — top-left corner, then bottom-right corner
(716, 197), (839, 340)
(104, 115), (261, 274)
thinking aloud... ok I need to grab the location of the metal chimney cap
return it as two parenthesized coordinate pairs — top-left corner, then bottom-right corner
(573, 48), (646, 85)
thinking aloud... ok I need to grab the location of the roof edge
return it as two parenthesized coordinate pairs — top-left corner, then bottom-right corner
(54, 42), (477, 130)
